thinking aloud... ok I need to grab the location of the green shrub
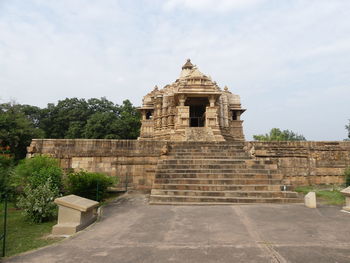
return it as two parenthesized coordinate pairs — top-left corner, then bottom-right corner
(17, 178), (60, 223)
(13, 155), (63, 191)
(0, 156), (14, 200)
(345, 167), (350, 187)
(65, 171), (115, 201)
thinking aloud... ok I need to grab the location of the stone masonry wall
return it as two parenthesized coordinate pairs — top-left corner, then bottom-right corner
(246, 141), (350, 186)
(27, 139), (350, 190)
(27, 139), (167, 191)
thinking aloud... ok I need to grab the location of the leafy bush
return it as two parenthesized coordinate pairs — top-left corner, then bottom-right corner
(13, 155), (63, 191)
(17, 178), (60, 223)
(0, 156), (14, 200)
(345, 167), (350, 187)
(253, 128), (306, 141)
(65, 171), (115, 201)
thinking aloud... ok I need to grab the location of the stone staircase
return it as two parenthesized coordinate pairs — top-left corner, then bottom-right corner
(149, 141), (301, 205)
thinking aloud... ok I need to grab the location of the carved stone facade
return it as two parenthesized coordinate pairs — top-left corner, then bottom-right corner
(138, 59), (245, 141)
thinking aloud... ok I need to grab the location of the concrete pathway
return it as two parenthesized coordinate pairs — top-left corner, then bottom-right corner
(5, 193), (350, 263)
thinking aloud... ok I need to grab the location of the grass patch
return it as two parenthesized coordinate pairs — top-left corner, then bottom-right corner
(0, 202), (62, 257)
(295, 185), (345, 205)
(0, 193), (122, 257)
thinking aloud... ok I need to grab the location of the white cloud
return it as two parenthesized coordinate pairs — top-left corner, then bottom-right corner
(163, 0), (266, 12)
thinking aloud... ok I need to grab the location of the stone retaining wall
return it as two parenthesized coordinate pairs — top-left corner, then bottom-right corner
(27, 139), (350, 190)
(246, 141), (350, 186)
(27, 139), (167, 191)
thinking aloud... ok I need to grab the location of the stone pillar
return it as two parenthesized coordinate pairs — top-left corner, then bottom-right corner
(155, 96), (163, 131)
(205, 95), (225, 141)
(141, 110), (146, 121)
(205, 106), (219, 128)
(175, 106), (189, 129)
(209, 95), (215, 107)
(236, 111), (241, 121)
(179, 94), (186, 106)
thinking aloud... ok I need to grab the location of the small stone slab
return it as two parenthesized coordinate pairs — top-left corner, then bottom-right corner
(304, 192), (316, 208)
(52, 195), (99, 236)
(340, 186), (350, 196)
(340, 186), (350, 212)
(54, 194), (99, 212)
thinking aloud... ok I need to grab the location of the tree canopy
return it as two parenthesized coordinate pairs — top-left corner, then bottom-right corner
(0, 98), (141, 159)
(0, 102), (44, 159)
(253, 128), (306, 141)
(346, 120), (350, 141)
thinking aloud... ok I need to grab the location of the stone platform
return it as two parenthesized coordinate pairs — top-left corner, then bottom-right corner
(5, 193), (350, 263)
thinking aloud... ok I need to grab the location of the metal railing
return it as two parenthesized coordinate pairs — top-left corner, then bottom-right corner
(0, 195), (8, 257)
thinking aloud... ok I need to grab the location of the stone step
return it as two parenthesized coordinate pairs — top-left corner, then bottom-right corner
(160, 159), (247, 165)
(170, 142), (245, 146)
(149, 195), (302, 204)
(153, 183), (283, 191)
(168, 153), (251, 160)
(156, 168), (279, 174)
(151, 189), (299, 198)
(157, 164), (272, 170)
(148, 202), (293, 206)
(154, 178), (283, 185)
(150, 142), (300, 205)
(169, 155), (250, 160)
(155, 173), (283, 180)
(161, 159), (275, 165)
(169, 148), (245, 153)
(169, 150), (248, 154)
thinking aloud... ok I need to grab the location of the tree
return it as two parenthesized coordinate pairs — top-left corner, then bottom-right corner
(0, 102), (44, 159)
(39, 97), (140, 139)
(345, 120), (350, 141)
(114, 100), (141, 139)
(39, 98), (90, 138)
(83, 100), (141, 139)
(253, 128), (306, 141)
(0, 98), (141, 160)
(84, 112), (120, 139)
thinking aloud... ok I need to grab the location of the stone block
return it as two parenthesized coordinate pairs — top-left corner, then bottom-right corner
(52, 195), (99, 236)
(340, 187), (350, 212)
(304, 192), (317, 208)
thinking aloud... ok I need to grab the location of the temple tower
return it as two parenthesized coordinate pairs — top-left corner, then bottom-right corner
(138, 59), (245, 141)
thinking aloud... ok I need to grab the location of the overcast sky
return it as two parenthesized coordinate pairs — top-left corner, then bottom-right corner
(1, 0), (349, 140)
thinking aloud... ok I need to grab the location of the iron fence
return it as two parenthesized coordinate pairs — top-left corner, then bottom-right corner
(0, 195), (8, 257)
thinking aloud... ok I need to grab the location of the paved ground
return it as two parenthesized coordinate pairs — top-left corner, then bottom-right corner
(5, 193), (350, 263)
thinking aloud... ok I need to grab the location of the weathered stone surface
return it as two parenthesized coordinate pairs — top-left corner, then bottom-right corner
(340, 186), (350, 211)
(150, 141), (301, 204)
(6, 194), (350, 263)
(54, 194), (99, 212)
(247, 141), (350, 186)
(27, 140), (350, 191)
(52, 195), (99, 236)
(304, 192), (317, 208)
(138, 59), (245, 141)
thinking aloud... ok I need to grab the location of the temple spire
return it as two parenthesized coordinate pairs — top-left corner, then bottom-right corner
(182, 59), (194, 70)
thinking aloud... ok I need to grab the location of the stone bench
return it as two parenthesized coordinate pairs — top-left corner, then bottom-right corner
(52, 194), (99, 236)
(341, 186), (350, 212)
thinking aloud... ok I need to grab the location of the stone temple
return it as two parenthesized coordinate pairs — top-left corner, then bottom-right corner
(27, 60), (350, 205)
(138, 59), (245, 142)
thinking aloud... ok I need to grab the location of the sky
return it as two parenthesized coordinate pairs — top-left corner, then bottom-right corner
(0, 0), (349, 140)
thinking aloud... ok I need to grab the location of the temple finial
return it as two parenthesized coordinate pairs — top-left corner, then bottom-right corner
(182, 59), (194, 70)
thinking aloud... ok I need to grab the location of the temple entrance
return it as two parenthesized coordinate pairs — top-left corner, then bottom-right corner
(189, 105), (205, 127)
(185, 97), (209, 127)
